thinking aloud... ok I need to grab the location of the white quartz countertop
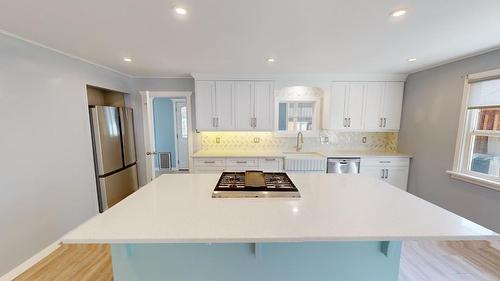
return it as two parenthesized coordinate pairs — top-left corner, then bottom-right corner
(192, 150), (412, 158)
(63, 174), (497, 244)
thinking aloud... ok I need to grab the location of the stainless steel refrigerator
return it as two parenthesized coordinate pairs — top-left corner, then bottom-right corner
(89, 106), (138, 212)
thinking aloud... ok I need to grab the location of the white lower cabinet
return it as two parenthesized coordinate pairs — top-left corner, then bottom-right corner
(359, 157), (410, 191)
(193, 157), (283, 173)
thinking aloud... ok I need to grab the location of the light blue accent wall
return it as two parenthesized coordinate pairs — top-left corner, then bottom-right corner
(153, 98), (176, 168)
(111, 242), (401, 281)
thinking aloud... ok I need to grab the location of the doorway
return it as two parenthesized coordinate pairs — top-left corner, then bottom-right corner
(141, 91), (193, 183)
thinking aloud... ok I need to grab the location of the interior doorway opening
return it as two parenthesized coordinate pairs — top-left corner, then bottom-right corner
(141, 91), (193, 183)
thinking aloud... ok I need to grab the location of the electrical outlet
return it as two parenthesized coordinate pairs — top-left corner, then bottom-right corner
(253, 137), (260, 143)
(216, 137), (221, 144)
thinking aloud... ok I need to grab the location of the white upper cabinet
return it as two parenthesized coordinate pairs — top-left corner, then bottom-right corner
(329, 82), (349, 129)
(381, 82), (404, 130)
(253, 81), (273, 130)
(196, 80), (273, 131)
(328, 82), (364, 130)
(235, 81), (254, 130)
(195, 81), (216, 131)
(326, 81), (404, 131)
(214, 81), (235, 130)
(363, 82), (385, 130)
(346, 82), (365, 130)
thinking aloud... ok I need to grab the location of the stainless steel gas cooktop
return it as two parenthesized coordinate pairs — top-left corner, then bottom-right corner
(212, 171), (300, 198)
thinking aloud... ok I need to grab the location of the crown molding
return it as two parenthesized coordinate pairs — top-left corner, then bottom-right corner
(191, 73), (408, 82)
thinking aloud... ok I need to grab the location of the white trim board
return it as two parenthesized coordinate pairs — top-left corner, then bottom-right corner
(0, 239), (61, 281)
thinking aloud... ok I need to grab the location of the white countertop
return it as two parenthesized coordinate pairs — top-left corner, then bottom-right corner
(192, 150), (412, 158)
(63, 174), (497, 244)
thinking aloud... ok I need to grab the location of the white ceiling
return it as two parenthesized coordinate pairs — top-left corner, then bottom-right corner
(1, 0), (500, 77)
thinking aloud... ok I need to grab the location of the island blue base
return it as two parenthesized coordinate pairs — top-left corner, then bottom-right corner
(111, 242), (401, 281)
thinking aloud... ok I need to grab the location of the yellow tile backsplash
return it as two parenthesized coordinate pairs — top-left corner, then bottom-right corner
(196, 131), (398, 152)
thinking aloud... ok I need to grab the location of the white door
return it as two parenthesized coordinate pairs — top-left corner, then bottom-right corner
(329, 82), (349, 129)
(215, 81), (235, 130)
(363, 82), (384, 130)
(385, 166), (409, 191)
(235, 81), (254, 130)
(346, 82), (365, 129)
(254, 81), (273, 130)
(360, 166), (385, 180)
(175, 101), (189, 169)
(195, 81), (215, 130)
(382, 82), (404, 130)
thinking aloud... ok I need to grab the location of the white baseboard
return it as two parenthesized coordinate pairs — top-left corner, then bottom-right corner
(491, 240), (500, 251)
(0, 239), (61, 281)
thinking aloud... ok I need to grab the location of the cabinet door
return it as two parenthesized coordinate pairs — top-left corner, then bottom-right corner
(254, 81), (274, 130)
(195, 81), (216, 130)
(346, 82), (365, 129)
(329, 82), (349, 129)
(382, 82), (404, 130)
(360, 166), (385, 180)
(363, 82), (384, 130)
(386, 166), (409, 191)
(235, 81), (254, 130)
(214, 81), (235, 130)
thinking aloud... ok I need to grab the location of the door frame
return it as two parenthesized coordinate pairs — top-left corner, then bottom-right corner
(140, 91), (193, 183)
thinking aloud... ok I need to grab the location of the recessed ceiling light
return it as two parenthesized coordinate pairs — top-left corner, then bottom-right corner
(175, 7), (187, 15)
(266, 58), (275, 63)
(407, 58), (417, 62)
(390, 9), (407, 17)
(123, 58), (132, 62)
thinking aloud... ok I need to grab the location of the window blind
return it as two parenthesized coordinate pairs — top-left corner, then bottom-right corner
(468, 78), (500, 108)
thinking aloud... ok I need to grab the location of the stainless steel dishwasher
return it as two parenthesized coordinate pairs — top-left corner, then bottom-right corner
(326, 158), (360, 174)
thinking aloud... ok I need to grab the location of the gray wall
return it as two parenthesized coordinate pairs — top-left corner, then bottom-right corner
(0, 33), (132, 275)
(130, 77), (195, 186)
(399, 49), (500, 233)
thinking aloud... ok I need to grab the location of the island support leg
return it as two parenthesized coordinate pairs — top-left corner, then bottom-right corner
(111, 241), (402, 281)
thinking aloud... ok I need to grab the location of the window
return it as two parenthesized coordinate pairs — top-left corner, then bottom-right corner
(450, 70), (500, 190)
(180, 106), (188, 138)
(278, 101), (315, 132)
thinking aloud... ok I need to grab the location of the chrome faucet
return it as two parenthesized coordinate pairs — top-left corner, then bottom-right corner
(296, 132), (304, 152)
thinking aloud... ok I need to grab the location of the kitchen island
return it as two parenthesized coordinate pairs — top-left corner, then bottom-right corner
(63, 173), (498, 281)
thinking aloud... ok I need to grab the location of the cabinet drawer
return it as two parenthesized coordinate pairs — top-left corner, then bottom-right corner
(360, 157), (409, 167)
(226, 158), (258, 167)
(194, 158), (226, 167)
(258, 158), (283, 172)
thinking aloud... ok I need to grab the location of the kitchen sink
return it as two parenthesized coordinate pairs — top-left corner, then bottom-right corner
(283, 151), (326, 171)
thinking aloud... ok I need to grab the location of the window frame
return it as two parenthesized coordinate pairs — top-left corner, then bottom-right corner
(448, 68), (500, 191)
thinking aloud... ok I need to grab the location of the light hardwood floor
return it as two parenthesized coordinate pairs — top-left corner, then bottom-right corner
(13, 241), (500, 281)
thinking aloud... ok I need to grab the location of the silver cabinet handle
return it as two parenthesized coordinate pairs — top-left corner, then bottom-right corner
(349, 118), (352, 127)
(386, 169), (389, 179)
(146, 151), (157, 155)
(343, 118), (347, 127)
(264, 158), (276, 161)
(381, 169), (385, 179)
(214, 117), (219, 128)
(253, 117), (257, 128)
(379, 161), (391, 164)
(212, 117), (216, 128)
(204, 161), (216, 164)
(236, 161), (247, 164)
(379, 118), (383, 127)
(383, 118), (387, 128)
